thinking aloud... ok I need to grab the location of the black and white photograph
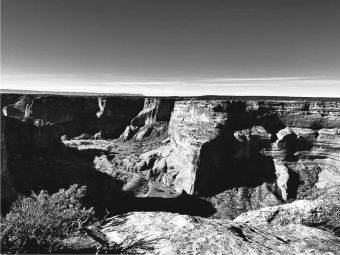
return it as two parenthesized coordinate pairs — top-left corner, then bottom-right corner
(1, 0), (340, 254)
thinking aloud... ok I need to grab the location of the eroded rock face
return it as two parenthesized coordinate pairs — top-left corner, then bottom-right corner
(101, 211), (339, 255)
(95, 97), (144, 138)
(4, 116), (64, 152)
(1, 115), (63, 213)
(120, 98), (174, 140)
(2, 95), (144, 138)
(234, 187), (340, 231)
(2, 95), (340, 220)
(150, 99), (340, 218)
(2, 114), (124, 215)
(167, 100), (230, 194)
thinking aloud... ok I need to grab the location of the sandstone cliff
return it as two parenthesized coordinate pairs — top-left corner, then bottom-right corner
(165, 100), (340, 194)
(2, 95), (144, 138)
(120, 98), (174, 140)
(135, 99), (340, 218)
(1, 113), (124, 215)
(2, 95), (340, 219)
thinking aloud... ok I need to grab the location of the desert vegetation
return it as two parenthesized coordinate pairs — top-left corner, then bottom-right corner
(0, 185), (96, 253)
(320, 192), (340, 236)
(0, 184), (157, 254)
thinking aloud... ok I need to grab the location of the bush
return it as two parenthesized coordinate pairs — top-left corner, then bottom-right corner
(1, 185), (96, 254)
(315, 190), (340, 236)
(323, 203), (340, 236)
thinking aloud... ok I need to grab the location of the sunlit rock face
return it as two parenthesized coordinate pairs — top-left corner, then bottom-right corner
(131, 98), (175, 127)
(2, 95), (33, 119)
(2, 95), (340, 219)
(167, 100), (230, 194)
(161, 99), (340, 217)
(101, 211), (339, 255)
(233, 189), (340, 227)
(120, 98), (175, 140)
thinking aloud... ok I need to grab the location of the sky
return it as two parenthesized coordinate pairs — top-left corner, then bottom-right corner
(1, 0), (340, 96)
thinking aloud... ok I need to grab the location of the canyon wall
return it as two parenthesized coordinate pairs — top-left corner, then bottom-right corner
(135, 99), (340, 217)
(166, 100), (340, 195)
(2, 94), (340, 218)
(1, 117), (17, 212)
(2, 95), (144, 138)
(120, 98), (174, 140)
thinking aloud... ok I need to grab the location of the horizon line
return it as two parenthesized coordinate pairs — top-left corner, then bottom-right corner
(1, 88), (340, 99)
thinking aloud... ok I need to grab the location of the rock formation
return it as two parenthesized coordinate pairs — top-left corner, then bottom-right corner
(1, 117), (17, 212)
(1, 94), (340, 254)
(101, 211), (339, 254)
(133, 99), (340, 218)
(164, 100), (340, 194)
(234, 196), (332, 228)
(2, 95), (144, 139)
(1, 114), (124, 215)
(120, 98), (174, 140)
(2, 94), (340, 220)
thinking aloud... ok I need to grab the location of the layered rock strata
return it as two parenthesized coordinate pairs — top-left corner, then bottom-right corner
(135, 99), (340, 217)
(2, 95), (340, 219)
(2, 95), (144, 138)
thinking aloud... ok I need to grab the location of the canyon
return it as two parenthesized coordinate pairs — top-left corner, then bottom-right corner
(1, 94), (340, 253)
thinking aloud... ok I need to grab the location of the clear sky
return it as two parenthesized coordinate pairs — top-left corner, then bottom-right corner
(1, 0), (340, 96)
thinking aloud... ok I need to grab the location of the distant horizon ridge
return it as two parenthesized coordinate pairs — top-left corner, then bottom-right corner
(1, 88), (340, 100)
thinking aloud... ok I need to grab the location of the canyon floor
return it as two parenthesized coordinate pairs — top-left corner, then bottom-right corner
(1, 94), (340, 254)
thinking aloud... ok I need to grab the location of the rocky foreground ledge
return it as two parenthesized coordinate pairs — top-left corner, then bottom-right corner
(100, 210), (339, 255)
(94, 188), (340, 254)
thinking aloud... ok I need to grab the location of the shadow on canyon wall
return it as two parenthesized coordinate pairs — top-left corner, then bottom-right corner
(114, 192), (216, 217)
(194, 128), (277, 196)
(2, 112), (215, 217)
(4, 144), (215, 217)
(194, 101), (301, 197)
(2, 95), (146, 139)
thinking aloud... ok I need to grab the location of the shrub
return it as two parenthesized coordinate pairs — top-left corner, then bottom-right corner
(315, 190), (340, 236)
(323, 202), (340, 236)
(1, 185), (96, 254)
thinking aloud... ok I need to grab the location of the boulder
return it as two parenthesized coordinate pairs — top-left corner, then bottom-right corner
(152, 158), (167, 176)
(134, 161), (147, 172)
(234, 189), (340, 228)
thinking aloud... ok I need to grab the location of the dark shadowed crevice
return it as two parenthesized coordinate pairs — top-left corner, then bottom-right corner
(286, 168), (303, 200)
(96, 98), (145, 138)
(256, 106), (285, 136)
(225, 101), (255, 130)
(193, 130), (277, 196)
(113, 192), (216, 217)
